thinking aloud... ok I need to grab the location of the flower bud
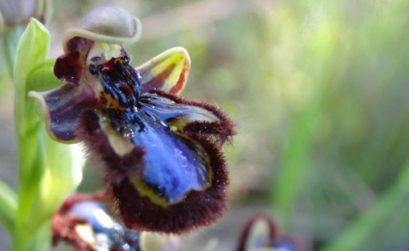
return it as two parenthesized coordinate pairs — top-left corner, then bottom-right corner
(0, 0), (50, 30)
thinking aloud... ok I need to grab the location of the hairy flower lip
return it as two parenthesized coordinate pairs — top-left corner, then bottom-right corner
(77, 90), (232, 232)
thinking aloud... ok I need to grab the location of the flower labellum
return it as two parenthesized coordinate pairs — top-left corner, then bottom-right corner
(31, 6), (234, 233)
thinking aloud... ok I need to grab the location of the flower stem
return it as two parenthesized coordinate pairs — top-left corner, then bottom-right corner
(12, 221), (51, 251)
(2, 26), (24, 77)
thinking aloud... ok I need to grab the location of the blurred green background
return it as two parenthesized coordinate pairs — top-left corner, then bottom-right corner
(1, 0), (409, 250)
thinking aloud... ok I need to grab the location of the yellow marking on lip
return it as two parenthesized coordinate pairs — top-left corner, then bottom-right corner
(99, 92), (127, 110)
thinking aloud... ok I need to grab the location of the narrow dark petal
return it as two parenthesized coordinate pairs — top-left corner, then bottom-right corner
(30, 83), (97, 142)
(54, 51), (82, 84)
(77, 109), (229, 233)
(139, 90), (235, 145)
(55, 37), (94, 84)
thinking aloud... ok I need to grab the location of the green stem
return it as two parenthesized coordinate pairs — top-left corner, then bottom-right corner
(322, 160), (409, 251)
(0, 180), (17, 233)
(2, 26), (25, 77)
(12, 221), (51, 251)
(270, 96), (320, 229)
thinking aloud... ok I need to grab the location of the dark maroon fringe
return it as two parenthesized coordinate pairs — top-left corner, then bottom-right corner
(235, 213), (277, 251)
(77, 110), (229, 233)
(111, 131), (228, 233)
(150, 89), (236, 144)
(54, 37), (94, 84)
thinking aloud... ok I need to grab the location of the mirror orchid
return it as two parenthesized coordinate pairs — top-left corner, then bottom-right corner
(31, 6), (235, 234)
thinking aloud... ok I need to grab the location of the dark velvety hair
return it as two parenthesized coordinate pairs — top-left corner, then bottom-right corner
(111, 132), (228, 233)
(77, 101), (230, 233)
(151, 89), (236, 144)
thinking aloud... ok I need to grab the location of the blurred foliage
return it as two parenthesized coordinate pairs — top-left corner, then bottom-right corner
(1, 0), (409, 250)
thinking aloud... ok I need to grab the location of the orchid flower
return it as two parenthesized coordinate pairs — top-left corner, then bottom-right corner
(30, 6), (234, 233)
(52, 194), (180, 251)
(52, 194), (140, 251)
(235, 214), (302, 251)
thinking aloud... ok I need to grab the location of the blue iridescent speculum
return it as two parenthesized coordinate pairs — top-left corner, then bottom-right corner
(32, 6), (234, 233)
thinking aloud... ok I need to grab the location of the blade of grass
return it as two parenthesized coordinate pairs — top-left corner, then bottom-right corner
(270, 93), (320, 230)
(322, 159), (409, 251)
(268, 10), (342, 230)
(0, 179), (17, 233)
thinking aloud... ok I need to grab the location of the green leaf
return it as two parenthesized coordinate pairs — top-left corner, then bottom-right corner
(26, 59), (61, 92)
(0, 180), (17, 233)
(26, 135), (84, 228)
(14, 18), (50, 136)
(13, 19), (83, 231)
(13, 18), (51, 225)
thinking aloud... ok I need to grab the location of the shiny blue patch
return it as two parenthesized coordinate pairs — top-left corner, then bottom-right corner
(105, 108), (209, 204)
(70, 201), (115, 233)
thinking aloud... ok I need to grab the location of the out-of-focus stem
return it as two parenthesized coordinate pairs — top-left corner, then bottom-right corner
(2, 26), (24, 76)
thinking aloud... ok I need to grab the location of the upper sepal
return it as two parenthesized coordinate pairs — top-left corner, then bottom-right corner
(138, 47), (191, 95)
(63, 6), (142, 51)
